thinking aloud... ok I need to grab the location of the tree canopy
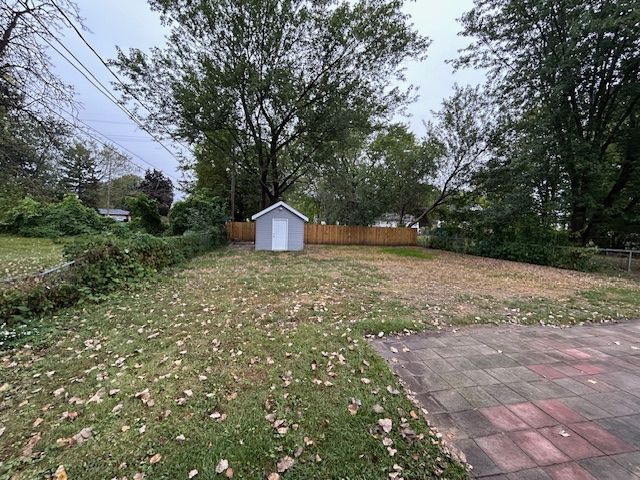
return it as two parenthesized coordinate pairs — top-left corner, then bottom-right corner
(456, 0), (640, 245)
(114, 0), (429, 208)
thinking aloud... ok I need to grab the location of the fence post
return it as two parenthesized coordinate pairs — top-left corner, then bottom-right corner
(629, 251), (633, 273)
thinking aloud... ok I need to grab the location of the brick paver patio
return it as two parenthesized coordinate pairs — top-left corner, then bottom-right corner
(372, 320), (640, 479)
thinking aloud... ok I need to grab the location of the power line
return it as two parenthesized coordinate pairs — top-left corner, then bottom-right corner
(16, 84), (182, 184)
(50, 0), (193, 152)
(20, 0), (187, 164)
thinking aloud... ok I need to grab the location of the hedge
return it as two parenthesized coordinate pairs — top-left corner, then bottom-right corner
(0, 229), (226, 325)
(419, 235), (599, 272)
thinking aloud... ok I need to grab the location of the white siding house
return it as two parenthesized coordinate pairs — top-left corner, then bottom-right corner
(251, 201), (308, 251)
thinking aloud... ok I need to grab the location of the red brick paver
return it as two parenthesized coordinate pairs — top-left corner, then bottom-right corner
(371, 320), (640, 478)
(507, 402), (557, 428)
(545, 462), (598, 480)
(475, 434), (536, 473)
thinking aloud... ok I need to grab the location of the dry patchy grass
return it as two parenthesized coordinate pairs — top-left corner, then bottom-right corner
(306, 245), (640, 325)
(0, 236), (64, 280)
(2, 244), (638, 480)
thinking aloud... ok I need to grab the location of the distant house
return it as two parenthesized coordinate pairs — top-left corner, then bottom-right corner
(251, 201), (308, 251)
(97, 208), (131, 222)
(374, 213), (419, 230)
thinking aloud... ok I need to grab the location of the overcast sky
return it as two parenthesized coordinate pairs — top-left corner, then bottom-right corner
(51, 0), (484, 193)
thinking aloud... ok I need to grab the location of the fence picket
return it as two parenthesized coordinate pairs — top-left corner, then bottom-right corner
(226, 222), (416, 246)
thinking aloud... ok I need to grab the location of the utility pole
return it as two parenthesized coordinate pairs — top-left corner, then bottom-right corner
(106, 148), (113, 211)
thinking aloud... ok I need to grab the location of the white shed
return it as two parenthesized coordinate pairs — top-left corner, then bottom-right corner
(251, 201), (308, 251)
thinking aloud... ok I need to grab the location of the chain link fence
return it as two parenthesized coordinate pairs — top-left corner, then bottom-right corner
(595, 248), (640, 273)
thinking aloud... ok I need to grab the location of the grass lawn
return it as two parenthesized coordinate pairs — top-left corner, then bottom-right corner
(1, 245), (639, 479)
(0, 236), (64, 280)
(0, 246), (468, 480)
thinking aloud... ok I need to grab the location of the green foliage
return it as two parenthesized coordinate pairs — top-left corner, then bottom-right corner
(96, 174), (142, 210)
(126, 193), (164, 235)
(421, 234), (599, 272)
(457, 0), (640, 244)
(114, 0), (429, 206)
(59, 142), (102, 208)
(0, 231), (225, 325)
(0, 195), (113, 237)
(316, 125), (435, 225)
(168, 189), (228, 235)
(138, 169), (174, 216)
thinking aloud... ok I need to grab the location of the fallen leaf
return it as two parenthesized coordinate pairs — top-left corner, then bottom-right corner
(149, 453), (162, 464)
(21, 434), (41, 458)
(277, 455), (294, 473)
(176, 434), (186, 443)
(386, 385), (400, 395)
(267, 474), (280, 480)
(216, 459), (229, 474)
(87, 388), (105, 404)
(373, 404), (385, 414)
(378, 418), (393, 433)
(188, 470), (198, 478)
(32, 417), (44, 428)
(52, 465), (67, 480)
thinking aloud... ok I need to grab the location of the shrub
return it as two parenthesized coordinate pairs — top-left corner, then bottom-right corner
(419, 235), (599, 272)
(0, 231), (226, 327)
(169, 189), (228, 235)
(0, 195), (114, 237)
(126, 193), (164, 234)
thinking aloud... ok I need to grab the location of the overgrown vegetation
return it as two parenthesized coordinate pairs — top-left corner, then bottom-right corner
(0, 230), (226, 330)
(419, 235), (599, 272)
(0, 195), (116, 238)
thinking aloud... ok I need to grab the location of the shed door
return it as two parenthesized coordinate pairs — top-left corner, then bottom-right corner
(272, 218), (288, 251)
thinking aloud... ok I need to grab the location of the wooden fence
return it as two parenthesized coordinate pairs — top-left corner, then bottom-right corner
(227, 221), (256, 242)
(226, 222), (417, 246)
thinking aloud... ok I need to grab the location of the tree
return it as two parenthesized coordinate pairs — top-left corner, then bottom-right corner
(0, 113), (67, 210)
(59, 142), (102, 207)
(315, 136), (387, 225)
(410, 85), (493, 227)
(168, 189), (227, 235)
(138, 169), (174, 216)
(456, 0), (640, 244)
(96, 174), (141, 210)
(126, 193), (163, 234)
(192, 136), (261, 220)
(368, 124), (434, 225)
(0, 0), (82, 118)
(114, 0), (429, 208)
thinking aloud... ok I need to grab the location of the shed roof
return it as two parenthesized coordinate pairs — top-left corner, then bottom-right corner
(251, 201), (309, 222)
(98, 208), (130, 216)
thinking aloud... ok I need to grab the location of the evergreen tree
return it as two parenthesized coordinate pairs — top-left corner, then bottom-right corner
(59, 142), (101, 207)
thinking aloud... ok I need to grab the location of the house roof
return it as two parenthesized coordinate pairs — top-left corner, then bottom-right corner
(251, 201), (309, 222)
(98, 208), (130, 216)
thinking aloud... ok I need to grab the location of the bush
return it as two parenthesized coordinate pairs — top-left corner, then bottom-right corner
(0, 231), (226, 326)
(419, 235), (599, 272)
(169, 189), (228, 235)
(0, 195), (114, 237)
(126, 193), (164, 235)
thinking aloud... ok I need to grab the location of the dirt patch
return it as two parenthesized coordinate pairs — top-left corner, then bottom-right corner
(305, 245), (640, 323)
